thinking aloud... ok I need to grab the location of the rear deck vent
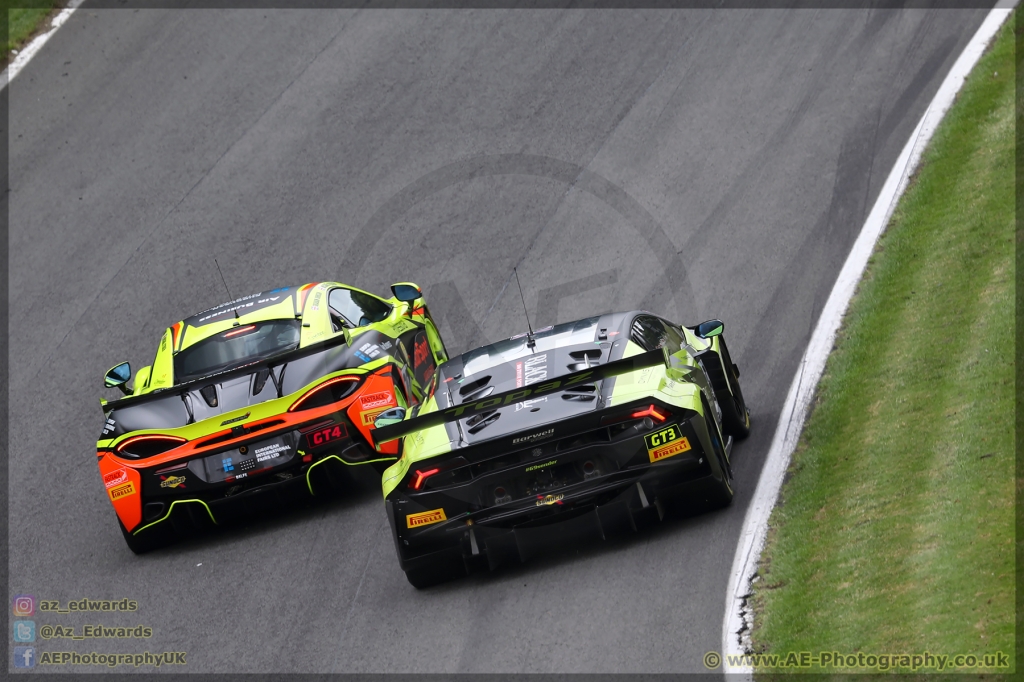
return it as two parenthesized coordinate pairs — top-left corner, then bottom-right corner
(200, 384), (218, 407)
(252, 368), (271, 396)
(459, 376), (493, 401)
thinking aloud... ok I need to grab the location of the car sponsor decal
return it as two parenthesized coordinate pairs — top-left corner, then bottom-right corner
(525, 460), (556, 472)
(356, 342), (382, 363)
(220, 411), (250, 426)
(413, 335), (430, 367)
(307, 424), (347, 448)
(195, 294), (283, 324)
(253, 443), (290, 462)
(391, 319), (416, 334)
(159, 475), (186, 489)
(406, 508), (447, 528)
(360, 391), (394, 410)
(101, 417), (117, 436)
(535, 493), (563, 506)
(515, 354), (548, 411)
(103, 469), (128, 489)
(108, 482), (136, 501)
(512, 428), (554, 445)
(644, 424), (691, 463)
(361, 406), (391, 427)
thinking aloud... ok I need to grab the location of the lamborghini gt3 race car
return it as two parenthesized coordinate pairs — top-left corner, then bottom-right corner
(97, 282), (447, 553)
(372, 311), (750, 588)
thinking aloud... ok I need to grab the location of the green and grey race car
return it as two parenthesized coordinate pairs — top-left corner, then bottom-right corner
(372, 311), (749, 588)
(97, 282), (448, 554)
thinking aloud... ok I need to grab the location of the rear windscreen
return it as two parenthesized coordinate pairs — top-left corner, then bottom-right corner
(173, 320), (301, 383)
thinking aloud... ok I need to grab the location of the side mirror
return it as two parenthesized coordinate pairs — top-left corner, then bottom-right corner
(390, 283), (422, 304)
(104, 362), (132, 395)
(696, 319), (724, 339)
(373, 407), (407, 430)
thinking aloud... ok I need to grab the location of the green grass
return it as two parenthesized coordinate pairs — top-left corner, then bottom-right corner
(4, 2), (59, 58)
(749, 14), (1015, 676)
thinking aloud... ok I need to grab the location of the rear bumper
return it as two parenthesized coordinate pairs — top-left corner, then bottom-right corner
(128, 454), (370, 541)
(388, 450), (723, 573)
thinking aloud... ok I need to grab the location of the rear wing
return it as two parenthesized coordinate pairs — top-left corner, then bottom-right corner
(372, 347), (668, 446)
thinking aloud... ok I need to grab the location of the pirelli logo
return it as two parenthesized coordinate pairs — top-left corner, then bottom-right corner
(644, 425), (691, 463)
(108, 481), (136, 501)
(406, 508), (447, 529)
(361, 407), (391, 427)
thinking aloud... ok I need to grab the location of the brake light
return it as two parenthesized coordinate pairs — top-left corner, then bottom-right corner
(409, 468), (440, 490)
(223, 325), (256, 338)
(288, 376), (361, 412)
(115, 434), (187, 459)
(631, 405), (668, 422)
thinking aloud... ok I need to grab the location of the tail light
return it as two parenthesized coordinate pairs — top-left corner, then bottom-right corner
(115, 434), (187, 459)
(631, 405), (669, 422)
(288, 376), (362, 412)
(601, 404), (671, 426)
(409, 468), (440, 490)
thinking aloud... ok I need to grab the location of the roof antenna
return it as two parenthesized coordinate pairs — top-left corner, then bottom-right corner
(513, 267), (536, 350)
(214, 258), (241, 326)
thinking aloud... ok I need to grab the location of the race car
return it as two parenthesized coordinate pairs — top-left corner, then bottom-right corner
(372, 311), (750, 588)
(97, 281), (448, 554)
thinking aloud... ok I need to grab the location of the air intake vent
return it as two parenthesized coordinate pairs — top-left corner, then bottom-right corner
(562, 385), (597, 401)
(252, 368), (271, 396)
(567, 348), (602, 372)
(459, 376), (493, 402)
(200, 384), (218, 407)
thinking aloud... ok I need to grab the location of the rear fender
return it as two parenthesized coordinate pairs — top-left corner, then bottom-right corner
(97, 455), (143, 532)
(346, 372), (407, 456)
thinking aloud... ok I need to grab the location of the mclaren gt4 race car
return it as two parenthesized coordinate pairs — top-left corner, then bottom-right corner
(373, 311), (750, 588)
(97, 282), (447, 553)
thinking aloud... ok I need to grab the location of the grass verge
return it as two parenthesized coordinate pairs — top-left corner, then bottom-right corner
(4, 1), (61, 69)
(748, 13), (1015, 676)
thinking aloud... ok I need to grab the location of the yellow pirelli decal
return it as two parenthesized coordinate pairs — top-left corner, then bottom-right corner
(361, 406), (391, 427)
(108, 481), (136, 501)
(644, 424), (691, 463)
(406, 508), (447, 528)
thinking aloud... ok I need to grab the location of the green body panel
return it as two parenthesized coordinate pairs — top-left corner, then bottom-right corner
(125, 282), (435, 398)
(381, 393), (452, 498)
(132, 366), (152, 396)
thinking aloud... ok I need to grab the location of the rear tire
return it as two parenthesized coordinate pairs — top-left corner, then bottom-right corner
(704, 404), (735, 510)
(717, 339), (750, 440)
(404, 552), (467, 589)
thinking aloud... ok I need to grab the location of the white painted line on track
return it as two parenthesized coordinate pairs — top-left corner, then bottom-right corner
(720, 4), (1016, 677)
(1, 0), (85, 91)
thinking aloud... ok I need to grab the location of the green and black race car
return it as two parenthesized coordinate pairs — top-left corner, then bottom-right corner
(372, 311), (750, 588)
(97, 282), (448, 554)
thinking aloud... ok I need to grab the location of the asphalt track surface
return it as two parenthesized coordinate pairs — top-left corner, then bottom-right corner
(7, 6), (990, 675)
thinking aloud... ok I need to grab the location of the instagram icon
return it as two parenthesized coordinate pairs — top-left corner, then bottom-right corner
(12, 595), (35, 617)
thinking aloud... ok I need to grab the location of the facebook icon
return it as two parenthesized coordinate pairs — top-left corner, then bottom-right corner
(13, 646), (35, 668)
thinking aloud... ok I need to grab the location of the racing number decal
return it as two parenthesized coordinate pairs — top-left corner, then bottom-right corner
(644, 425), (691, 463)
(406, 508), (447, 528)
